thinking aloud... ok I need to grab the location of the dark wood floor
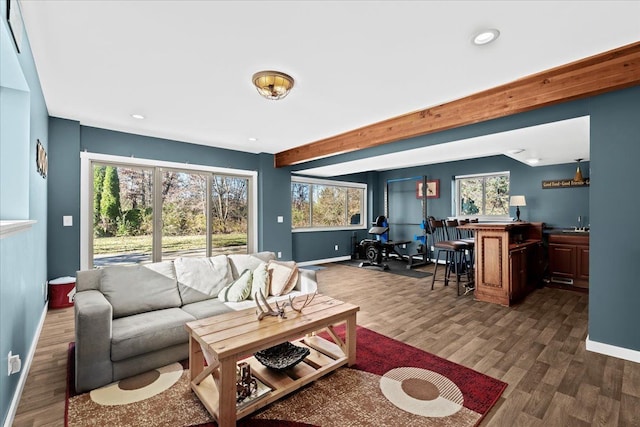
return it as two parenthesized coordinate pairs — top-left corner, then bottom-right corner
(12, 262), (640, 426)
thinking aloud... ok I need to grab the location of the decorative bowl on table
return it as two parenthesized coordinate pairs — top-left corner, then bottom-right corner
(254, 342), (311, 370)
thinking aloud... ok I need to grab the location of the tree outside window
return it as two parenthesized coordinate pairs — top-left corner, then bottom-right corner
(456, 172), (509, 217)
(291, 178), (366, 230)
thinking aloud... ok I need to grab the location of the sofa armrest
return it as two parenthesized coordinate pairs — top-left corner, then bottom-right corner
(296, 269), (318, 294)
(74, 290), (113, 393)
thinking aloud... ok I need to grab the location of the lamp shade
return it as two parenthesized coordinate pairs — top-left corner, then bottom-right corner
(509, 195), (526, 206)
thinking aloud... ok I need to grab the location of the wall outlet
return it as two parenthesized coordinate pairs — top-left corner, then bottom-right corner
(7, 352), (21, 376)
(277, 216), (284, 223)
(334, 245), (339, 251)
(277, 251), (282, 258)
(63, 215), (73, 227)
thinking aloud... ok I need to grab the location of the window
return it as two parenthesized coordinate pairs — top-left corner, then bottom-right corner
(455, 172), (510, 217)
(292, 177), (366, 230)
(81, 153), (256, 269)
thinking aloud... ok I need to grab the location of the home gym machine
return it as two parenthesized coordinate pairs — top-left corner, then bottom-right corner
(357, 176), (432, 269)
(357, 215), (410, 270)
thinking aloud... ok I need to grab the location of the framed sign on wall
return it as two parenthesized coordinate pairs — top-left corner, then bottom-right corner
(36, 140), (48, 178)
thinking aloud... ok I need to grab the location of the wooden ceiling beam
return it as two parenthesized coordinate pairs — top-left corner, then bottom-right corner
(275, 41), (640, 168)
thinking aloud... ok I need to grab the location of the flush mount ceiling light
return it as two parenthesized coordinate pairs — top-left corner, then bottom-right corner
(131, 114), (145, 120)
(252, 70), (294, 100)
(526, 158), (540, 165)
(473, 29), (500, 46)
(248, 137), (258, 142)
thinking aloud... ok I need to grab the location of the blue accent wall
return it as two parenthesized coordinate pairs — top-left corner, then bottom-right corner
(257, 153), (293, 259)
(588, 87), (640, 350)
(47, 119), (80, 279)
(0, 2), (49, 424)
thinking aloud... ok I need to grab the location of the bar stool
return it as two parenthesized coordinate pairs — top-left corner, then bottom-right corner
(429, 219), (470, 296)
(446, 219), (475, 294)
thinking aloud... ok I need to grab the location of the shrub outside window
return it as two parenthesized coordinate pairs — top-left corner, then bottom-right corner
(292, 177), (366, 231)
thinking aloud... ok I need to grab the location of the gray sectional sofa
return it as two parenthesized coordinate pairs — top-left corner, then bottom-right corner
(73, 251), (318, 393)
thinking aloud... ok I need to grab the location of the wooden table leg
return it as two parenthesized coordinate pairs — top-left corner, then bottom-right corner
(345, 313), (357, 366)
(217, 356), (237, 427)
(189, 334), (204, 382)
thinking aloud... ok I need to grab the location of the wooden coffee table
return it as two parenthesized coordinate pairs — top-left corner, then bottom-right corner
(184, 294), (359, 427)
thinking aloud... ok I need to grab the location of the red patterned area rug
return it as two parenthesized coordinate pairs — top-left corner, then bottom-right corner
(66, 327), (506, 427)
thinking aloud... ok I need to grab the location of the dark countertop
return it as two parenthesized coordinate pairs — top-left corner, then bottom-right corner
(545, 228), (590, 236)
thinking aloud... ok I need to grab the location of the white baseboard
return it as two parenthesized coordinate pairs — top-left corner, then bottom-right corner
(585, 335), (640, 363)
(3, 304), (48, 427)
(297, 255), (352, 266)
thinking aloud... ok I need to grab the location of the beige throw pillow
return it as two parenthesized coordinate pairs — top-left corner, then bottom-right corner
(267, 260), (299, 296)
(218, 269), (253, 302)
(250, 262), (270, 299)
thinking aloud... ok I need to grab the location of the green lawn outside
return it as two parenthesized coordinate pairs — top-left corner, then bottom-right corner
(94, 233), (247, 255)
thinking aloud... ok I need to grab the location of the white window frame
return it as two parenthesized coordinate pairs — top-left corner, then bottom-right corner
(291, 176), (367, 233)
(453, 171), (512, 222)
(80, 152), (258, 270)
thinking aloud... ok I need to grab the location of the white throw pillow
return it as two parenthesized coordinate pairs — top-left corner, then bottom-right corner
(250, 262), (270, 299)
(218, 269), (253, 302)
(174, 256), (233, 305)
(267, 260), (299, 296)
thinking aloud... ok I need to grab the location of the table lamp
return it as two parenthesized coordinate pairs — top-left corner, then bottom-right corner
(510, 195), (526, 221)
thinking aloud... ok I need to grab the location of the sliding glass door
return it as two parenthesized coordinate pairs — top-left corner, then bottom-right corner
(92, 163), (154, 267)
(89, 160), (251, 267)
(211, 175), (248, 255)
(160, 170), (208, 261)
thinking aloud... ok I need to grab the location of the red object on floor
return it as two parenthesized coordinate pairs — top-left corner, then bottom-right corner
(49, 276), (76, 309)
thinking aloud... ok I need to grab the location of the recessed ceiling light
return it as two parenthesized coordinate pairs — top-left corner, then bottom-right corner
(526, 158), (540, 164)
(131, 114), (145, 120)
(473, 29), (500, 46)
(248, 137), (258, 142)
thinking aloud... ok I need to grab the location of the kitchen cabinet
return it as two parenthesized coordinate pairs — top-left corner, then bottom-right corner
(548, 233), (590, 288)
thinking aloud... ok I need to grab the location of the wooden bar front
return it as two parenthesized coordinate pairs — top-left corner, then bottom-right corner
(460, 222), (543, 306)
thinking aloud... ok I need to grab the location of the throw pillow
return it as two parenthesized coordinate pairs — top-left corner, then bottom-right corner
(218, 269), (253, 302)
(174, 256), (233, 305)
(267, 260), (299, 296)
(250, 262), (270, 300)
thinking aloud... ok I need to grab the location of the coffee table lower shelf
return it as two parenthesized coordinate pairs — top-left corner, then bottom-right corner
(191, 334), (348, 422)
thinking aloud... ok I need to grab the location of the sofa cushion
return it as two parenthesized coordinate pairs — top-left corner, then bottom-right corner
(218, 269), (252, 302)
(100, 262), (181, 318)
(110, 308), (195, 361)
(174, 255), (233, 305)
(268, 260), (299, 296)
(181, 298), (234, 320)
(249, 262), (270, 299)
(227, 252), (276, 279)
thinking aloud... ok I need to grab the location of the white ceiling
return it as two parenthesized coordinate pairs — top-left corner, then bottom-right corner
(18, 1), (640, 175)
